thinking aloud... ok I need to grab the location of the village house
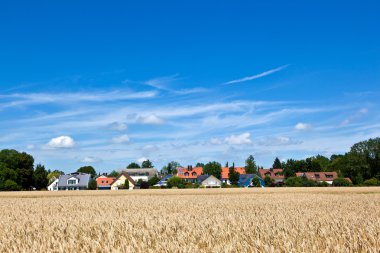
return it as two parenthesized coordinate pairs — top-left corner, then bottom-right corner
(47, 178), (59, 191)
(57, 172), (91, 190)
(258, 168), (285, 184)
(295, 172), (338, 184)
(96, 175), (116, 190)
(238, 174), (265, 188)
(110, 172), (136, 190)
(197, 175), (222, 188)
(177, 166), (203, 183)
(221, 167), (246, 184)
(154, 174), (173, 187)
(120, 168), (158, 182)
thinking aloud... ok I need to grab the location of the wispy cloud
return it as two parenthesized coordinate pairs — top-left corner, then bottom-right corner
(224, 64), (289, 85)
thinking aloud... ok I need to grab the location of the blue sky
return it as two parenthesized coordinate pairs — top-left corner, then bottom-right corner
(0, 1), (379, 173)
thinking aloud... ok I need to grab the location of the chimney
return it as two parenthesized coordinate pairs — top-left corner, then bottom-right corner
(188, 165), (193, 171)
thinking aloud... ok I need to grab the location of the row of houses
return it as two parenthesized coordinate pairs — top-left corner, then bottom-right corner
(48, 166), (343, 191)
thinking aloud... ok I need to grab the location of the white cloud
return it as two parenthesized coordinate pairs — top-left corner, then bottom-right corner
(210, 138), (223, 145)
(144, 75), (178, 91)
(224, 64), (289, 85)
(81, 156), (101, 163)
(138, 114), (165, 125)
(224, 133), (252, 145)
(137, 157), (148, 164)
(112, 135), (130, 144)
(258, 136), (301, 146)
(341, 108), (369, 126)
(108, 122), (128, 131)
(295, 122), (312, 131)
(26, 144), (35, 150)
(46, 136), (75, 149)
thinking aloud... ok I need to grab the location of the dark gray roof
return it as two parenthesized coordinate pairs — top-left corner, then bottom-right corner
(120, 168), (158, 178)
(197, 175), (211, 183)
(58, 172), (91, 187)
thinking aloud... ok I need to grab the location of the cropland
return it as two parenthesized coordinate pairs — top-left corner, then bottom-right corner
(0, 188), (379, 253)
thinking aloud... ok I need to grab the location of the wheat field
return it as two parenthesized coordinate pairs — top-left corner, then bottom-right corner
(0, 188), (379, 253)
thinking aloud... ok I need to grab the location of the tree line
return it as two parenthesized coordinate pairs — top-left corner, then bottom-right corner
(0, 137), (379, 191)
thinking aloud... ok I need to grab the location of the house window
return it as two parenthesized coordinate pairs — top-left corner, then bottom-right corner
(101, 180), (104, 183)
(265, 173), (271, 176)
(192, 172), (197, 177)
(314, 174), (320, 178)
(326, 174), (333, 179)
(106, 181), (108, 184)
(68, 179), (76, 185)
(185, 172), (189, 177)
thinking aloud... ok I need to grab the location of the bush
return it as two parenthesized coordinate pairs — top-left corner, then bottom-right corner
(0, 180), (21, 191)
(252, 177), (261, 187)
(333, 178), (352, 187)
(167, 176), (184, 189)
(140, 181), (150, 189)
(318, 181), (330, 187)
(264, 176), (274, 187)
(285, 177), (317, 187)
(124, 179), (129, 189)
(363, 178), (380, 186)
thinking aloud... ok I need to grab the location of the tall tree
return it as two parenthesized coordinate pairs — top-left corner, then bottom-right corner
(195, 162), (205, 167)
(203, 161), (222, 179)
(109, 170), (120, 177)
(34, 164), (48, 190)
(161, 161), (181, 175)
(47, 170), (63, 183)
(141, 160), (154, 168)
(0, 149), (34, 190)
(127, 162), (141, 169)
(77, 166), (97, 178)
(228, 165), (239, 185)
(272, 157), (282, 169)
(245, 155), (257, 174)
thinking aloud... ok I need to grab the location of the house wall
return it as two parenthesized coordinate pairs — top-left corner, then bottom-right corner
(111, 175), (135, 190)
(201, 177), (221, 187)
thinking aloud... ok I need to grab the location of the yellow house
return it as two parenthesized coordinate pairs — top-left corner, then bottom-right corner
(110, 172), (136, 190)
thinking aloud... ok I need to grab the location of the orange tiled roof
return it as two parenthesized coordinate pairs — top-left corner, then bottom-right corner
(258, 169), (284, 180)
(177, 167), (203, 179)
(96, 175), (116, 187)
(295, 172), (338, 181)
(221, 167), (246, 179)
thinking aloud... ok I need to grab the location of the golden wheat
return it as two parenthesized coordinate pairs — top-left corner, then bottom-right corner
(0, 187), (379, 253)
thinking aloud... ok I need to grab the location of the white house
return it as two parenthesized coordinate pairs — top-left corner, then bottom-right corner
(47, 178), (59, 191)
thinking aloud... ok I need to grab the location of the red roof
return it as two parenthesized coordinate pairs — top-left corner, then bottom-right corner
(295, 172), (338, 181)
(221, 167), (245, 179)
(96, 175), (116, 187)
(258, 169), (284, 180)
(177, 167), (203, 179)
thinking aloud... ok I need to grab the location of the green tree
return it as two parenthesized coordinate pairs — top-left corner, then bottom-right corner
(252, 177), (261, 187)
(88, 179), (97, 190)
(203, 161), (222, 179)
(109, 170), (120, 177)
(124, 179), (130, 189)
(148, 175), (160, 186)
(77, 166), (97, 178)
(228, 165), (240, 186)
(272, 157), (282, 169)
(245, 155), (257, 174)
(34, 164), (48, 190)
(161, 161), (181, 175)
(141, 160), (154, 168)
(47, 170), (63, 184)
(264, 175), (274, 187)
(167, 176), (184, 188)
(0, 149), (34, 189)
(127, 162), (141, 169)
(195, 162), (205, 167)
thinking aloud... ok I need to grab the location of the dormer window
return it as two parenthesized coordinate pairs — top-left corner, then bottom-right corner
(315, 174), (320, 178)
(184, 172), (189, 177)
(326, 174), (333, 179)
(192, 172), (197, 177)
(68, 179), (77, 185)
